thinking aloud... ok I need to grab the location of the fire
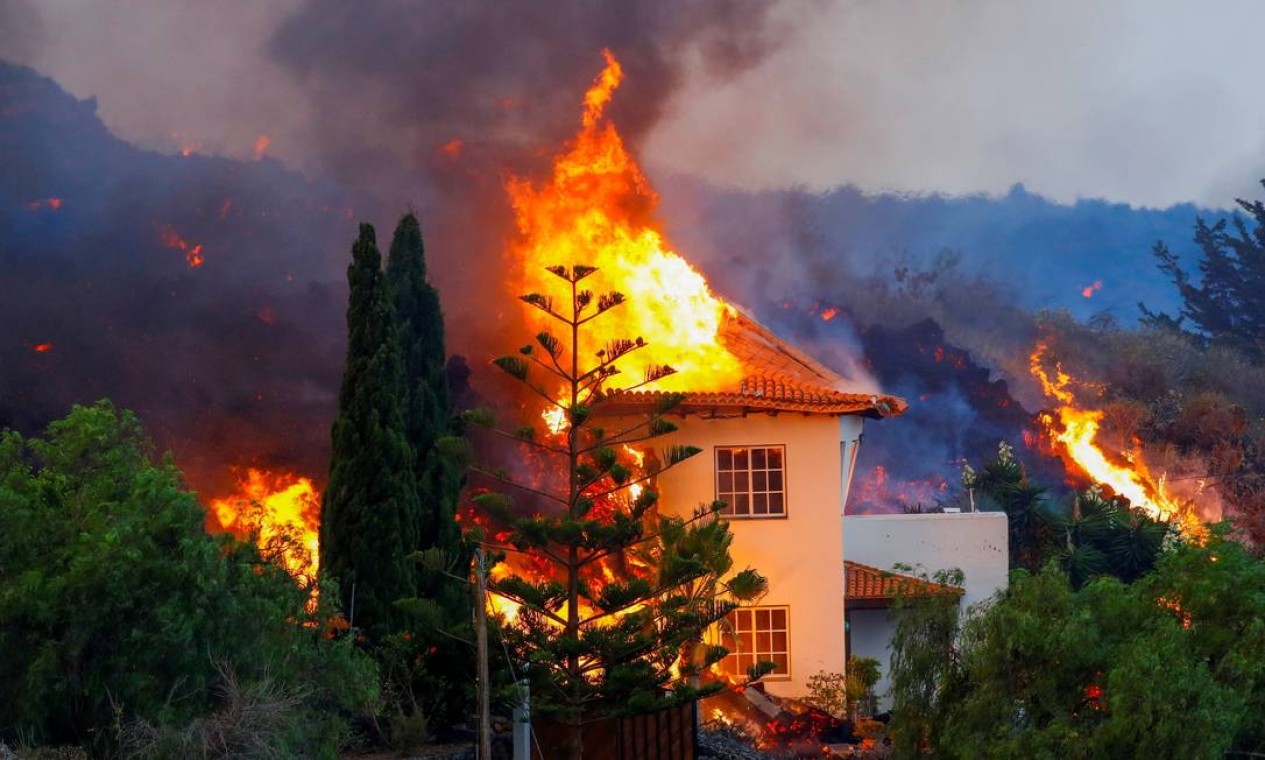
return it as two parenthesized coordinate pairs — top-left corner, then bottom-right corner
(28, 342), (53, 353)
(1030, 342), (1203, 536)
(441, 137), (463, 158)
(253, 134), (271, 160)
(207, 468), (321, 583)
(819, 307), (840, 322)
(27, 197), (62, 211)
(1081, 280), (1103, 298)
(157, 223), (205, 268)
(506, 50), (744, 393)
(848, 465), (948, 514)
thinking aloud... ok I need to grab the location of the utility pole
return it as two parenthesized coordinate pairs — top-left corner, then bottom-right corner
(475, 548), (492, 759)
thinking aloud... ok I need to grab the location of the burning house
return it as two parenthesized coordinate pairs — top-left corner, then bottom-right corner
(602, 311), (907, 698)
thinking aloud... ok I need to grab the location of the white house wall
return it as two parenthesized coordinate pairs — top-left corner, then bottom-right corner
(843, 512), (1009, 709)
(653, 412), (846, 698)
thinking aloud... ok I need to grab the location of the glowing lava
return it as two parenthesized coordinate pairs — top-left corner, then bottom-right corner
(157, 223), (205, 269)
(506, 49), (743, 393)
(207, 468), (321, 583)
(1030, 342), (1203, 537)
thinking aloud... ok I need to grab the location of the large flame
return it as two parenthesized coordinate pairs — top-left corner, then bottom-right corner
(1030, 343), (1204, 537)
(207, 468), (321, 583)
(506, 50), (743, 393)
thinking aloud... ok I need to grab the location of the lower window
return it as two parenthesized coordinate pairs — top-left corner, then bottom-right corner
(722, 606), (790, 679)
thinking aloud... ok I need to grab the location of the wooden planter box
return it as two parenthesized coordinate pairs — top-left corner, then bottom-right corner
(530, 700), (696, 760)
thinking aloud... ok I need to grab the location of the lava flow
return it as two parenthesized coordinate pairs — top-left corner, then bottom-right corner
(506, 49), (744, 395)
(1030, 342), (1204, 537)
(207, 468), (321, 583)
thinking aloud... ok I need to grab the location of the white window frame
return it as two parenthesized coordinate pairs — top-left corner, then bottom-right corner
(714, 445), (787, 518)
(721, 605), (791, 680)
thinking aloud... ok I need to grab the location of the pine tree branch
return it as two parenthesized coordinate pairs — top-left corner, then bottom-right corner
(482, 426), (572, 457)
(468, 467), (568, 505)
(478, 540), (568, 570)
(524, 352), (572, 384)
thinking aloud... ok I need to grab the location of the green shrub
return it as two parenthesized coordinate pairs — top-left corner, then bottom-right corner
(0, 401), (377, 756)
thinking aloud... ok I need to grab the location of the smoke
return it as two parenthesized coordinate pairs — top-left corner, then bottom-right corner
(643, 0), (1265, 210)
(0, 3), (793, 496)
(0, 0), (43, 62)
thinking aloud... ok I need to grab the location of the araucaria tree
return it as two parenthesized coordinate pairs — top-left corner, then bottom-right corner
(321, 224), (421, 641)
(472, 265), (766, 760)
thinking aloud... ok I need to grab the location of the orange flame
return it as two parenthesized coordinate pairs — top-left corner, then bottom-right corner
(1081, 280), (1103, 298)
(819, 307), (840, 322)
(207, 468), (321, 583)
(157, 223), (205, 268)
(29, 342), (53, 353)
(253, 134), (271, 160)
(1030, 342), (1203, 537)
(27, 198), (62, 211)
(506, 49), (743, 393)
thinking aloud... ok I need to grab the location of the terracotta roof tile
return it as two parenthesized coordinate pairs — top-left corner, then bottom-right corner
(605, 309), (907, 418)
(845, 560), (963, 604)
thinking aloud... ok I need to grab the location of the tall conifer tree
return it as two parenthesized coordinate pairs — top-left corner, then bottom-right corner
(386, 214), (464, 575)
(385, 214), (473, 727)
(322, 224), (421, 640)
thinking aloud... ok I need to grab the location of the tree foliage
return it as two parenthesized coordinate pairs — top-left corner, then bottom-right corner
(0, 401), (375, 755)
(322, 223), (421, 641)
(385, 213), (472, 729)
(887, 527), (1265, 758)
(470, 265), (767, 760)
(965, 443), (1167, 586)
(1142, 179), (1265, 362)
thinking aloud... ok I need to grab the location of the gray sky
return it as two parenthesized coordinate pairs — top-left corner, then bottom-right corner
(8, 0), (1265, 208)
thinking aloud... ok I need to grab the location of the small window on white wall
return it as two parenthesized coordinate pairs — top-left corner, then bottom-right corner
(722, 606), (790, 679)
(715, 445), (786, 517)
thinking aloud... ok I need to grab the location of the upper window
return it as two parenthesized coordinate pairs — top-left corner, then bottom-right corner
(721, 606), (790, 679)
(716, 446), (786, 517)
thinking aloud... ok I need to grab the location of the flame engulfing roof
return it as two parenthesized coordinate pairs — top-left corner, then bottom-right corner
(603, 309), (908, 419)
(844, 560), (963, 608)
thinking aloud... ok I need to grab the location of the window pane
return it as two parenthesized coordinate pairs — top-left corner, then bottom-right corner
(734, 449), (749, 469)
(756, 631), (771, 653)
(738, 654), (754, 674)
(753, 493), (768, 512)
(769, 493), (784, 513)
(756, 608), (770, 629)
(768, 448), (782, 468)
(752, 449), (766, 468)
(718, 472), (733, 493)
(753, 472), (767, 491)
(735, 473), (749, 492)
(769, 471), (783, 490)
(772, 631), (787, 652)
(771, 608), (786, 629)
(734, 493), (750, 512)
(772, 654), (789, 674)
(717, 449), (733, 470)
(739, 631), (753, 652)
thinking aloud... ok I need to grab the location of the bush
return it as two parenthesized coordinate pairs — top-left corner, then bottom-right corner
(0, 401), (377, 756)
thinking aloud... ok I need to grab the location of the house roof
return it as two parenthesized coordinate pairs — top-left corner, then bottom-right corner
(603, 309), (908, 419)
(845, 560), (963, 609)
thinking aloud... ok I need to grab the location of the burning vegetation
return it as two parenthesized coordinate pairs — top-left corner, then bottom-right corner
(206, 468), (321, 584)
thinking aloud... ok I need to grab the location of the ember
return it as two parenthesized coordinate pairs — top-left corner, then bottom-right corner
(156, 223), (205, 268)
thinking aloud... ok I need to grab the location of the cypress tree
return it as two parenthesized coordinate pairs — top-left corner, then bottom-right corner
(385, 214), (473, 729)
(321, 223), (421, 641)
(386, 213), (463, 571)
